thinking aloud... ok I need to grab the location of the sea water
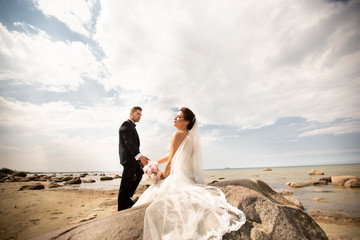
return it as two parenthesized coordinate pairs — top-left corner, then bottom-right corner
(41, 164), (360, 218)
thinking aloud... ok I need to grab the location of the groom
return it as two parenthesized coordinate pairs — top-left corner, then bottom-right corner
(118, 106), (149, 211)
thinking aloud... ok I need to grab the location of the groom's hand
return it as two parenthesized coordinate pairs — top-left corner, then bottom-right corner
(139, 155), (149, 167)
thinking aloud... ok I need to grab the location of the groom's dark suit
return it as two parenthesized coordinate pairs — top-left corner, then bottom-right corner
(118, 119), (144, 211)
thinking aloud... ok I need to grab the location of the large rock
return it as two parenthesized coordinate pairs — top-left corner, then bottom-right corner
(331, 176), (358, 186)
(344, 178), (360, 188)
(32, 179), (327, 240)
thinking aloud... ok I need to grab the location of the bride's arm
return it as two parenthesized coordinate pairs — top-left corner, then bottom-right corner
(157, 155), (169, 164)
(162, 132), (185, 178)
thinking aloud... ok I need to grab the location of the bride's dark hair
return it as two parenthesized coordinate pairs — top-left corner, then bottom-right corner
(180, 107), (196, 130)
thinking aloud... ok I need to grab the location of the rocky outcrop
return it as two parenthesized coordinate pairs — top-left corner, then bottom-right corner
(32, 179), (327, 240)
(331, 176), (358, 186)
(308, 169), (324, 175)
(12, 171), (27, 177)
(344, 178), (360, 188)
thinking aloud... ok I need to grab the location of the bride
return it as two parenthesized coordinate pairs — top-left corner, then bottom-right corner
(133, 107), (246, 239)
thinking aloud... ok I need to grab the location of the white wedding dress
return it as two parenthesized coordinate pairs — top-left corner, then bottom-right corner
(133, 121), (246, 240)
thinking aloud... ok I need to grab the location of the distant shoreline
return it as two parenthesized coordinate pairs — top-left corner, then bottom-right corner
(3, 163), (359, 174)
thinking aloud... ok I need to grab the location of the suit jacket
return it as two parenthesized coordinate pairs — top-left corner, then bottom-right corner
(119, 119), (140, 165)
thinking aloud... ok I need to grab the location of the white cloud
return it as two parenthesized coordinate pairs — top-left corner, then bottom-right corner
(0, 96), (123, 171)
(33, 0), (95, 37)
(1, 0), (359, 171)
(299, 121), (360, 137)
(94, 0), (360, 129)
(0, 22), (101, 91)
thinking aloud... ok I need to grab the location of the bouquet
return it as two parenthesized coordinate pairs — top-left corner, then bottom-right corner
(143, 161), (162, 184)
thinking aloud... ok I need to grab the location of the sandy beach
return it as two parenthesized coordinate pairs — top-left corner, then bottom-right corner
(0, 181), (359, 240)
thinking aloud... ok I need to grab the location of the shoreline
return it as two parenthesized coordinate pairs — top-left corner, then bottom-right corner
(0, 182), (359, 240)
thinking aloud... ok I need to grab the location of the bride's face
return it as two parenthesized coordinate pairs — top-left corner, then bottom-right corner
(174, 111), (189, 130)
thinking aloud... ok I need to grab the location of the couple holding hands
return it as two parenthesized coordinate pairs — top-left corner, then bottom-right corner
(118, 106), (245, 239)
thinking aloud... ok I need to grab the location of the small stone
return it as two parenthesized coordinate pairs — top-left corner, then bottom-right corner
(314, 189), (332, 193)
(312, 198), (326, 203)
(278, 190), (293, 195)
(308, 170), (324, 175)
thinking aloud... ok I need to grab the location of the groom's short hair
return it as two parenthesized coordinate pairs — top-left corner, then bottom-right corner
(131, 106), (142, 113)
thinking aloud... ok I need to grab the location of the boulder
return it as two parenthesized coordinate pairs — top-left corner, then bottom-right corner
(79, 173), (88, 178)
(49, 181), (61, 188)
(27, 175), (40, 181)
(51, 177), (64, 182)
(65, 177), (82, 185)
(12, 171), (27, 177)
(82, 179), (96, 183)
(19, 184), (45, 191)
(62, 176), (75, 182)
(344, 178), (360, 188)
(331, 176), (358, 186)
(308, 170), (324, 175)
(100, 176), (113, 181)
(113, 175), (122, 179)
(0, 172), (8, 179)
(33, 179), (328, 240)
(263, 168), (272, 171)
(286, 180), (327, 188)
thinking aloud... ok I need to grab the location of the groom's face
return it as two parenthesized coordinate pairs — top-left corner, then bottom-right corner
(130, 110), (142, 122)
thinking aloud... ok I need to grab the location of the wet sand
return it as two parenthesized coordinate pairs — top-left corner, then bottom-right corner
(0, 181), (359, 240)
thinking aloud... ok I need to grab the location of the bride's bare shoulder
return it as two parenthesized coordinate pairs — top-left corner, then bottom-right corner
(171, 130), (188, 143)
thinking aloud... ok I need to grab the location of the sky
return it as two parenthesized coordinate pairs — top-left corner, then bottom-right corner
(0, 0), (359, 172)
